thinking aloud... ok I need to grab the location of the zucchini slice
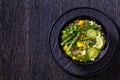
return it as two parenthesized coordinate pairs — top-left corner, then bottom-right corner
(94, 36), (105, 49)
(86, 29), (97, 38)
(87, 48), (99, 61)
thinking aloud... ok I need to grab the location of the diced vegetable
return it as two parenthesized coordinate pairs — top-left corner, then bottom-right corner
(76, 42), (84, 47)
(66, 51), (72, 57)
(72, 50), (80, 56)
(84, 20), (91, 28)
(72, 56), (77, 60)
(96, 31), (101, 37)
(87, 48), (99, 61)
(78, 20), (85, 26)
(90, 21), (95, 25)
(77, 55), (84, 61)
(86, 29), (97, 38)
(93, 36), (105, 49)
(63, 45), (68, 51)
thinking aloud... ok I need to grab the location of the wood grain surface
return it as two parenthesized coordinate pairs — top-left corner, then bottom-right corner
(0, 0), (120, 80)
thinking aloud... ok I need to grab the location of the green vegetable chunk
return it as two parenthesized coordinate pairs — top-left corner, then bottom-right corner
(86, 29), (97, 38)
(94, 36), (105, 49)
(87, 48), (99, 61)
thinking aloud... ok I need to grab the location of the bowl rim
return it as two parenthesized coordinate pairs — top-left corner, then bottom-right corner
(58, 15), (108, 65)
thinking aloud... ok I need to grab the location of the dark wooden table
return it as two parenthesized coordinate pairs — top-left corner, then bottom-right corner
(0, 0), (120, 80)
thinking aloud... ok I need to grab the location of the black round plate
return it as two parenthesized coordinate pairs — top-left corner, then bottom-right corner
(49, 7), (120, 76)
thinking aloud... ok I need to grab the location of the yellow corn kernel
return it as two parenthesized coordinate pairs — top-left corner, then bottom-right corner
(63, 45), (68, 51)
(76, 42), (84, 47)
(78, 20), (85, 26)
(72, 56), (77, 60)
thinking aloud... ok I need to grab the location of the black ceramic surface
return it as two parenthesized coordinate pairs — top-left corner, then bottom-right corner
(49, 7), (120, 76)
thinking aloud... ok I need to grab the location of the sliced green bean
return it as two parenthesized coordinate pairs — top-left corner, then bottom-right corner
(66, 32), (80, 52)
(61, 36), (73, 46)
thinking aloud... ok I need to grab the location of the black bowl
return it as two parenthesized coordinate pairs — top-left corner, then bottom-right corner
(58, 15), (108, 65)
(49, 7), (120, 76)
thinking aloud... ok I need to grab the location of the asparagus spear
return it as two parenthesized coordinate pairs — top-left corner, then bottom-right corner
(66, 32), (80, 53)
(82, 25), (100, 31)
(61, 23), (80, 46)
(61, 34), (75, 46)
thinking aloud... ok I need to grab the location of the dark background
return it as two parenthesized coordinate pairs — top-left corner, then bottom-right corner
(0, 0), (120, 80)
